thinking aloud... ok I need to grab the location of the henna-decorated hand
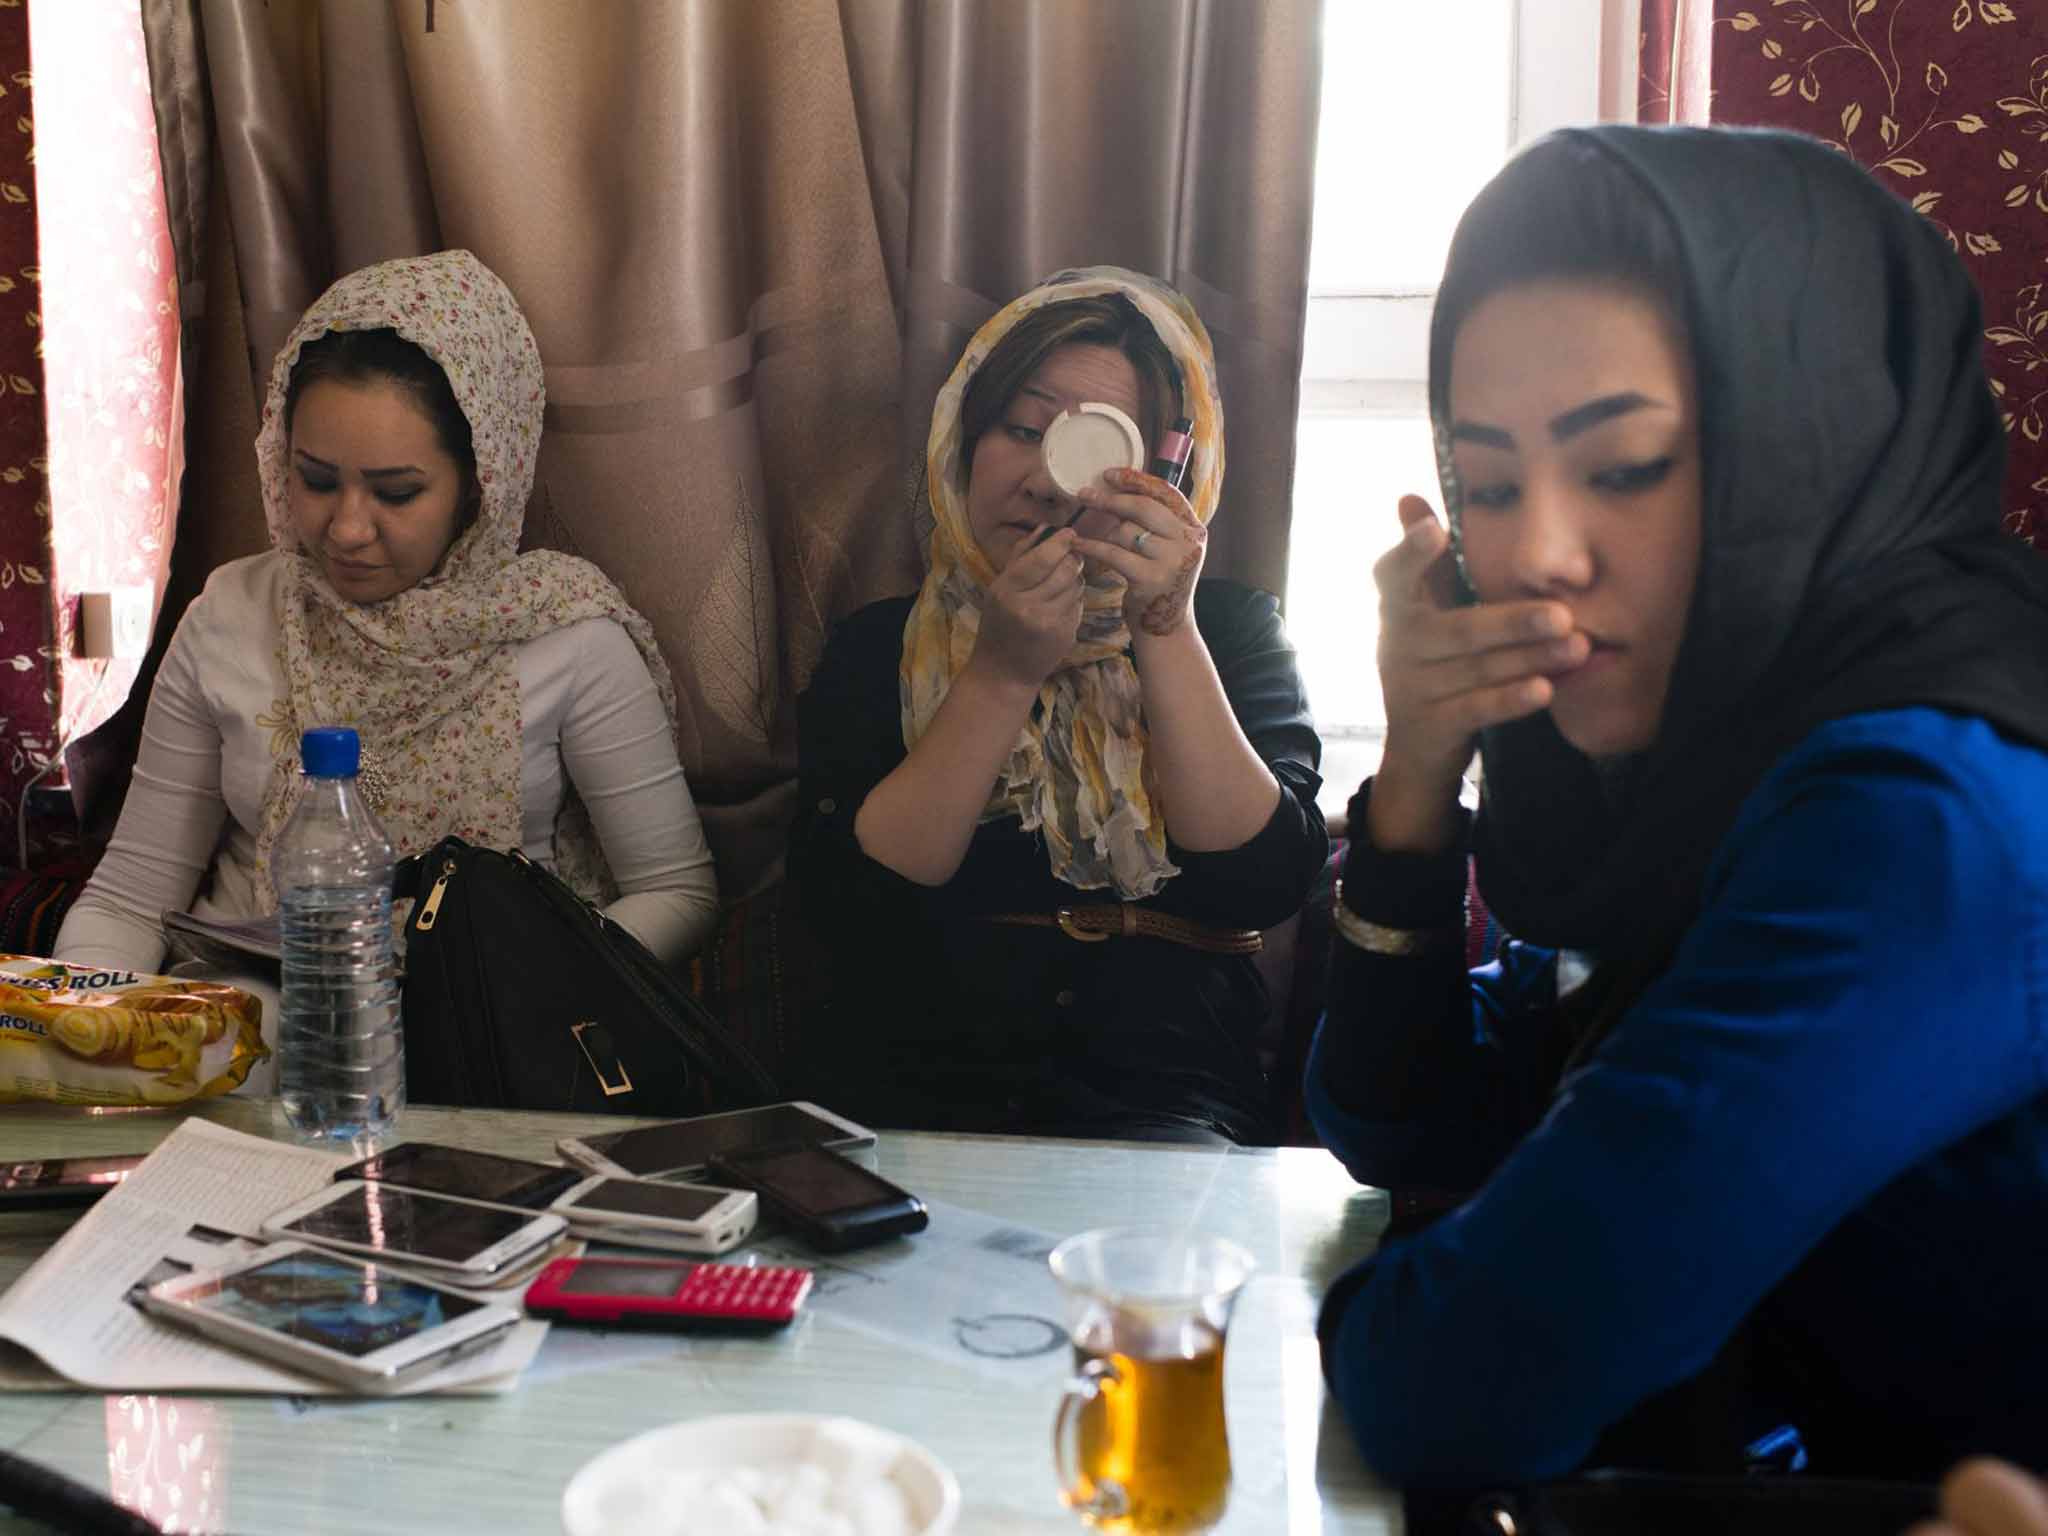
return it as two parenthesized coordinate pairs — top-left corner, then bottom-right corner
(1070, 466), (1206, 637)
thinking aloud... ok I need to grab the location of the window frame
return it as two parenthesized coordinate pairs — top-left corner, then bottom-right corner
(1290, 0), (1608, 780)
(1300, 0), (1607, 396)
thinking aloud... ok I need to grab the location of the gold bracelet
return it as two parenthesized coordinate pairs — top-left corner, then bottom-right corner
(1330, 879), (1462, 957)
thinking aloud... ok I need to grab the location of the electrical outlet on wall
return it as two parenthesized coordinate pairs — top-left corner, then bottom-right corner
(77, 587), (155, 659)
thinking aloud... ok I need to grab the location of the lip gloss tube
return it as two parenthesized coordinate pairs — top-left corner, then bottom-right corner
(1150, 416), (1194, 492)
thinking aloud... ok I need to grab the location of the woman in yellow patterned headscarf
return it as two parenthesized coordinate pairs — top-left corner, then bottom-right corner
(793, 266), (1328, 1145)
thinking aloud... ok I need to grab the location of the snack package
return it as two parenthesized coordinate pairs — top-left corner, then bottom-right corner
(0, 955), (268, 1106)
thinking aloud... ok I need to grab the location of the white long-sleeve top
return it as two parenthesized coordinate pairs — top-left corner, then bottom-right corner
(56, 553), (719, 972)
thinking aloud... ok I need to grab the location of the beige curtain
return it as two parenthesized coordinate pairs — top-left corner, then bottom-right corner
(140, 0), (1322, 899)
(841, 0), (1322, 595)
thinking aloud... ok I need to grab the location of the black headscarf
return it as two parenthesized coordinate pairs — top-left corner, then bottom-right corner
(1442, 127), (2048, 1030)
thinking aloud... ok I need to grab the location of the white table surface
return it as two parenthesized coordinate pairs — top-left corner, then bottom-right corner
(0, 1099), (1398, 1534)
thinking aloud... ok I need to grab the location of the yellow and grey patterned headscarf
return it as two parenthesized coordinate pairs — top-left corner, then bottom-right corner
(900, 267), (1225, 900)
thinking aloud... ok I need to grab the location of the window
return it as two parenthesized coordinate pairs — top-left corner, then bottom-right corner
(1288, 0), (1605, 816)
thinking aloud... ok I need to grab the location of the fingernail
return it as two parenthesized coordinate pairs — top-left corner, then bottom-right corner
(1405, 518), (1437, 548)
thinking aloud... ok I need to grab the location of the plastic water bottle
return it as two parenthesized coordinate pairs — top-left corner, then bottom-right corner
(273, 726), (404, 1143)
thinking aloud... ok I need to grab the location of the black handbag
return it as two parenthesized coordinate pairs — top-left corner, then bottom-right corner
(395, 836), (777, 1116)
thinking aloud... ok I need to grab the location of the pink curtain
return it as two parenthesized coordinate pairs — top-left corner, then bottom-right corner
(1607, 0), (1715, 124)
(2, 0), (187, 860)
(25, 0), (184, 786)
(1710, 0), (2046, 549)
(1641, 0), (1714, 124)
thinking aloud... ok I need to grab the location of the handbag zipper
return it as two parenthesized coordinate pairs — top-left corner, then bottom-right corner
(415, 859), (457, 931)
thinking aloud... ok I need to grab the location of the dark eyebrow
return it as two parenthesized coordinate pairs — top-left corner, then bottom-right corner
(1018, 384), (1062, 406)
(292, 449), (424, 479)
(1449, 392), (1671, 453)
(1448, 421), (1514, 450)
(1549, 391), (1665, 442)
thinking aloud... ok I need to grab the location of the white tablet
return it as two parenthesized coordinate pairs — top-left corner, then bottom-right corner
(135, 1243), (521, 1393)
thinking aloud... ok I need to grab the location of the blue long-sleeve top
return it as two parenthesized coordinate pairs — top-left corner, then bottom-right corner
(1307, 707), (2048, 1489)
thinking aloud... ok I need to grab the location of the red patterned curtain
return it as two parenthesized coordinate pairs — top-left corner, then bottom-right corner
(1711, 0), (2047, 547)
(0, 4), (56, 841)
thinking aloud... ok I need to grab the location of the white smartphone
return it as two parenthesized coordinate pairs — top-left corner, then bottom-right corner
(551, 1175), (758, 1256)
(133, 1242), (522, 1393)
(261, 1181), (566, 1278)
(557, 1101), (875, 1181)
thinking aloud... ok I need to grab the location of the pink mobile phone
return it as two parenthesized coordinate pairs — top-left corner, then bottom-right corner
(523, 1256), (812, 1332)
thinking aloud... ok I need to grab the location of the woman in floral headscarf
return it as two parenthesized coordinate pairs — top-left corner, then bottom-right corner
(791, 267), (1327, 1144)
(58, 251), (718, 1080)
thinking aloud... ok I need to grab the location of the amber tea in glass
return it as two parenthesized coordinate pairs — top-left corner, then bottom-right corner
(1049, 1229), (1254, 1534)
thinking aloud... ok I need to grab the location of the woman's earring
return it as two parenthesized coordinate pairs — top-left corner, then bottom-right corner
(1432, 418), (1477, 598)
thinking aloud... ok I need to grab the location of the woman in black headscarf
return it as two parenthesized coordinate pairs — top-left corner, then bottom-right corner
(1308, 126), (2048, 1490)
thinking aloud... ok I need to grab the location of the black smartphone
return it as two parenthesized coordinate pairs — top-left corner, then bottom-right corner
(1, 1155), (146, 1210)
(707, 1142), (928, 1253)
(335, 1142), (586, 1212)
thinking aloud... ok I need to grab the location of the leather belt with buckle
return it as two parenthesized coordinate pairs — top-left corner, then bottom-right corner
(983, 905), (1262, 955)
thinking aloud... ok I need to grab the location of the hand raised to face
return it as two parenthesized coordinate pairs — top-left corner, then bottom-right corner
(1070, 467), (1206, 639)
(971, 526), (1087, 690)
(1374, 494), (1582, 785)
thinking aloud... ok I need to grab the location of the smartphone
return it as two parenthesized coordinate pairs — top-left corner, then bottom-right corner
(334, 1142), (586, 1212)
(135, 1242), (522, 1393)
(1, 1154), (146, 1210)
(557, 1101), (875, 1181)
(261, 1182), (567, 1278)
(551, 1175), (757, 1255)
(523, 1256), (812, 1332)
(707, 1142), (927, 1253)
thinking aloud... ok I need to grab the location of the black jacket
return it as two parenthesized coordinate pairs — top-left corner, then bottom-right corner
(789, 580), (1326, 1143)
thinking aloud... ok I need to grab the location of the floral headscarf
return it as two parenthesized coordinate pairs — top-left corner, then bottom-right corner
(250, 250), (681, 904)
(900, 266), (1225, 899)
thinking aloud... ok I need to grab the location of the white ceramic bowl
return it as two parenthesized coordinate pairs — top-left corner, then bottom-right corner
(560, 1412), (961, 1536)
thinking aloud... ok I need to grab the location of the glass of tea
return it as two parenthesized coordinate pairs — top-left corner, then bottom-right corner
(1048, 1227), (1256, 1534)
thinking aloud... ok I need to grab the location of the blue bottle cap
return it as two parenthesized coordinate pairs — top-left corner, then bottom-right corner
(300, 726), (361, 778)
